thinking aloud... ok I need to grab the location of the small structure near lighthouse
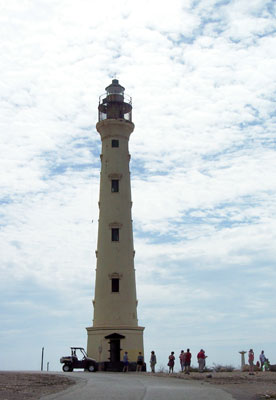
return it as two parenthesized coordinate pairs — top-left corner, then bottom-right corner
(239, 351), (247, 369)
(86, 79), (144, 371)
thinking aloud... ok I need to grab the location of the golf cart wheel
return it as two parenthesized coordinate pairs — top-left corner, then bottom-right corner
(63, 364), (71, 372)
(88, 364), (96, 372)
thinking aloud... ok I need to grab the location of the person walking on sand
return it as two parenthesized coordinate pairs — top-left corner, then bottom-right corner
(248, 349), (254, 375)
(136, 352), (144, 372)
(150, 351), (157, 373)
(197, 349), (206, 372)
(168, 351), (175, 373)
(179, 350), (185, 372)
(123, 351), (129, 372)
(184, 348), (192, 374)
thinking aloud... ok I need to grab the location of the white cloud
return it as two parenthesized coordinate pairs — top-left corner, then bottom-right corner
(0, 0), (275, 371)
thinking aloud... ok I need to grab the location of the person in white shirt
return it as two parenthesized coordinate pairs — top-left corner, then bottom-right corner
(259, 350), (266, 369)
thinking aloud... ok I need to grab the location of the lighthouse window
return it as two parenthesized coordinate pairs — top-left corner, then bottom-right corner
(111, 179), (119, 192)
(111, 278), (119, 292)
(112, 228), (119, 241)
(112, 139), (119, 147)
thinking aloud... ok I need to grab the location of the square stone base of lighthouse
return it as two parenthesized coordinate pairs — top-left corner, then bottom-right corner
(86, 326), (144, 372)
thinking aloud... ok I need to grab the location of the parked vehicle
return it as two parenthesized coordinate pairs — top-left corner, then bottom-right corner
(60, 347), (98, 372)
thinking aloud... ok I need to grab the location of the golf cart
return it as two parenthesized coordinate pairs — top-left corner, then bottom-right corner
(60, 347), (98, 372)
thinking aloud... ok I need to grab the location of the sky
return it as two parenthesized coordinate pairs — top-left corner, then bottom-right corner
(1, 0), (276, 372)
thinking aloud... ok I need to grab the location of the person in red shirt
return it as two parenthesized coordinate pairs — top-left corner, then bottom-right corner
(184, 348), (192, 374)
(248, 349), (254, 375)
(168, 351), (175, 373)
(197, 349), (206, 372)
(179, 350), (185, 372)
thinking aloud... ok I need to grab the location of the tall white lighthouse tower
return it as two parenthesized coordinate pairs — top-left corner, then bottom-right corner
(86, 79), (144, 371)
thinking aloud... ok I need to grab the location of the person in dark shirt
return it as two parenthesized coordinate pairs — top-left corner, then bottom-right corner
(136, 352), (144, 372)
(150, 351), (157, 373)
(168, 351), (175, 373)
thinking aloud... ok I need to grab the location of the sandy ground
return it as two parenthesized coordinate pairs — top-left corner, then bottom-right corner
(0, 371), (275, 400)
(0, 372), (76, 400)
(156, 371), (276, 400)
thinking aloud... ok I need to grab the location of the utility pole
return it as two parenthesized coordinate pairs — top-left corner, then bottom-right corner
(41, 347), (44, 371)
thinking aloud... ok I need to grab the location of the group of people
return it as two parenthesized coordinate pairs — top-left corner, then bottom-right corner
(123, 348), (269, 374)
(167, 349), (206, 374)
(248, 349), (270, 374)
(123, 348), (206, 373)
(123, 351), (157, 372)
(123, 351), (145, 372)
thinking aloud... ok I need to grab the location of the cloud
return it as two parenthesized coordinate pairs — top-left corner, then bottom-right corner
(0, 0), (275, 370)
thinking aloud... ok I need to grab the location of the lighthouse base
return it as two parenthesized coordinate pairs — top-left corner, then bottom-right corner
(86, 326), (144, 371)
(97, 361), (146, 372)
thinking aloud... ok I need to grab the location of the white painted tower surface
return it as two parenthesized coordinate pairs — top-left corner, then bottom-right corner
(87, 79), (144, 371)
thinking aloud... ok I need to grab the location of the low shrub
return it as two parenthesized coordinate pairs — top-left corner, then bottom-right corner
(157, 365), (166, 373)
(188, 365), (212, 373)
(213, 364), (235, 372)
(242, 364), (262, 372)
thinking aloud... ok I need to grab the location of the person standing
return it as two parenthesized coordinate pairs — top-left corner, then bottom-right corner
(259, 350), (266, 370)
(179, 350), (185, 372)
(123, 351), (129, 372)
(248, 349), (254, 375)
(184, 348), (192, 374)
(168, 351), (175, 373)
(150, 351), (157, 373)
(197, 349), (206, 372)
(264, 358), (270, 371)
(136, 352), (144, 372)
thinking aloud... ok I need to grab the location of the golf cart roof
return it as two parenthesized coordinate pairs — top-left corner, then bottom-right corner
(70, 347), (85, 350)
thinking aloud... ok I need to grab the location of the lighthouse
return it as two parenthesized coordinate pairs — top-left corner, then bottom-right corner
(86, 79), (144, 371)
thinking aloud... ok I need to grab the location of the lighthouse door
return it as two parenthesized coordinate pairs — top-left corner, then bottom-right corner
(105, 333), (125, 368)
(110, 339), (121, 362)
